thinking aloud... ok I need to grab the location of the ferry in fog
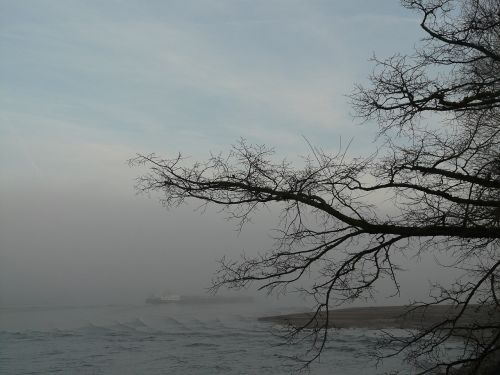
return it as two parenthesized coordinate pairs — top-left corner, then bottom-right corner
(145, 293), (182, 304)
(145, 293), (253, 304)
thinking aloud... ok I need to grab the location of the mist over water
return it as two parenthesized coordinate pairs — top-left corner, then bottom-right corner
(0, 187), (455, 308)
(0, 187), (278, 307)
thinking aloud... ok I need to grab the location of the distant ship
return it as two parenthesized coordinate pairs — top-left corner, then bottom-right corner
(145, 293), (253, 305)
(145, 293), (182, 304)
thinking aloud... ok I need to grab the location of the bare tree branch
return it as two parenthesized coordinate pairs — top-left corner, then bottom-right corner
(131, 0), (500, 373)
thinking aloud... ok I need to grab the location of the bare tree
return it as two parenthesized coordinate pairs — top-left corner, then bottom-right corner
(130, 0), (499, 373)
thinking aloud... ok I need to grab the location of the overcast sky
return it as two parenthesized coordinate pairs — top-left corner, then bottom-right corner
(0, 1), (442, 306)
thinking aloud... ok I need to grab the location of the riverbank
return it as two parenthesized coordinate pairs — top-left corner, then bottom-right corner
(258, 304), (494, 330)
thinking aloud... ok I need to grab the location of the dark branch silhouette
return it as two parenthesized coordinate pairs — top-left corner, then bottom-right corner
(131, 0), (499, 373)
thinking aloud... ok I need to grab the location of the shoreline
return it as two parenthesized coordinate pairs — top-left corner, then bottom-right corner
(258, 304), (494, 330)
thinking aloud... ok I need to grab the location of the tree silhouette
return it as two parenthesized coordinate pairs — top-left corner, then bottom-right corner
(131, 0), (499, 373)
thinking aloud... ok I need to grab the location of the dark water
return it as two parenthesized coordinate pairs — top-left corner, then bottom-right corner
(0, 303), (454, 374)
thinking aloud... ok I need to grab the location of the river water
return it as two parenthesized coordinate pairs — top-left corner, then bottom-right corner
(0, 302), (450, 374)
